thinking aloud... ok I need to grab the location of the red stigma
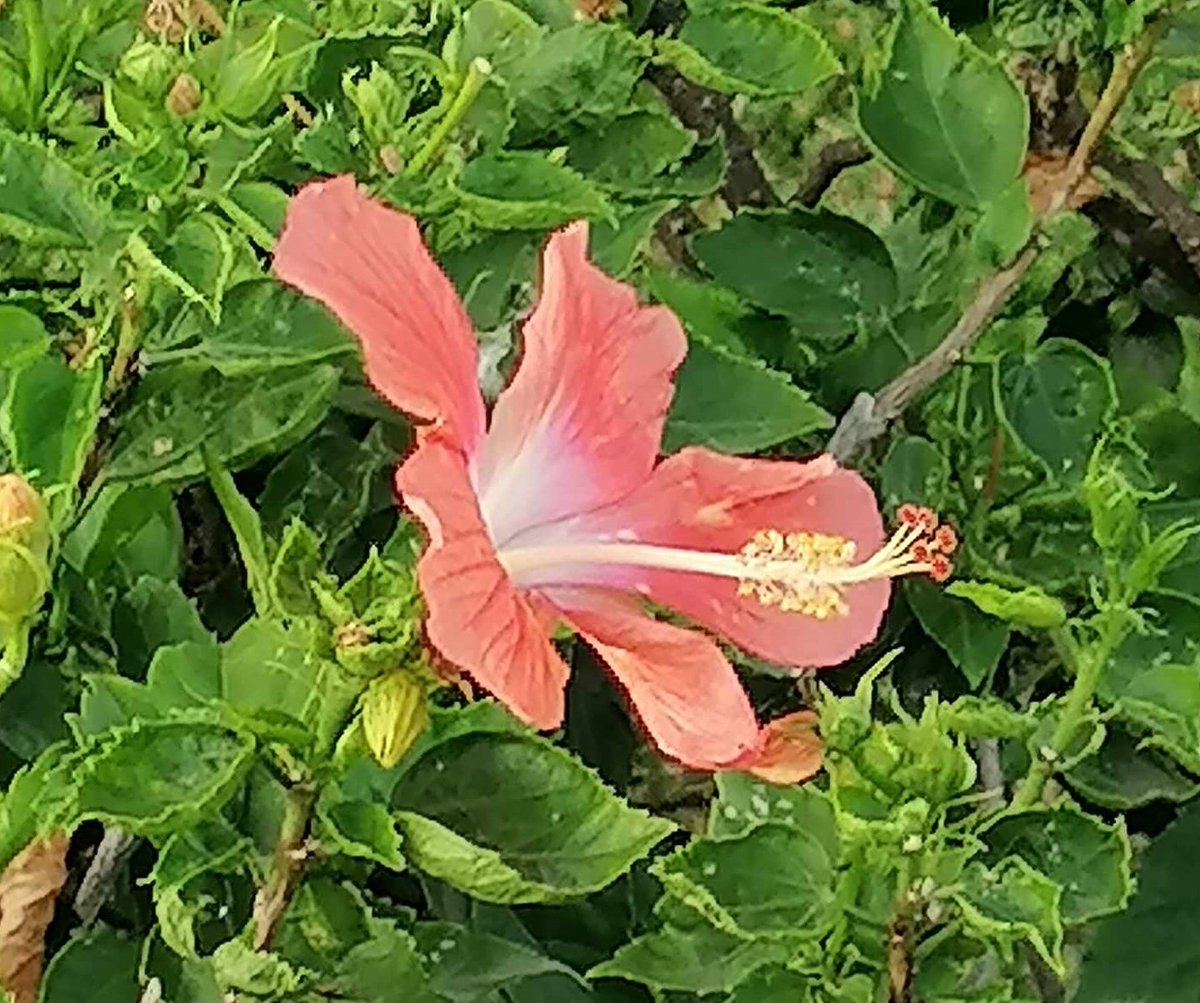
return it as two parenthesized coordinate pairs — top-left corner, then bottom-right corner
(897, 503), (921, 527)
(929, 554), (952, 583)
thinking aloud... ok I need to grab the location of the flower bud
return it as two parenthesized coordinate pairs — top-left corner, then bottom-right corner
(0, 475), (51, 625)
(362, 671), (428, 769)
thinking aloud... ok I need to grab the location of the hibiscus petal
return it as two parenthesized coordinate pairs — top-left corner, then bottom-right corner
(274, 176), (486, 450)
(474, 223), (687, 548)
(732, 710), (823, 786)
(397, 433), (569, 729)
(552, 448), (890, 668)
(555, 591), (763, 771)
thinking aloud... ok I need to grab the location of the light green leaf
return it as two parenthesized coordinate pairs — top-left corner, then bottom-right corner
(906, 579), (1011, 688)
(75, 720), (254, 836)
(954, 857), (1064, 973)
(2, 356), (103, 491)
(998, 339), (1116, 482)
(1076, 798), (1200, 1003)
(691, 210), (897, 343)
(457, 151), (611, 230)
(317, 796), (406, 871)
(658, 2), (840, 97)
(981, 805), (1132, 925)
(858, 0), (1028, 207)
(974, 179), (1033, 264)
(450, 0), (543, 74)
(653, 823), (837, 939)
(664, 341), (832, 453)
(40, 928), (140, 1003)
(105, 363), (339, 485)
(946, 580), (1067, 629)
(726, 966), (816, 1002)
(0, 306), (49, 370)
(0, 131), (107, 245)
(161, 212), (235, 321)
(61, 485), (182, 583)
(392, 732), (673, 903)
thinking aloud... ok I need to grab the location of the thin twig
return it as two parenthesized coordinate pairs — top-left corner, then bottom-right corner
(251, 782), (315, 950)
(826, 26), (1166, 462)
(794, 137), (870, 207)
(976, 739), (1005, 810)
(648, 65), (777, 209)
(1097, 147), (1200, 277)
(72, 826), (136, 925)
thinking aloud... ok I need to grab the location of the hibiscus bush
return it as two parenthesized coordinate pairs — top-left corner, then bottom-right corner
(5, 0), (1200, 1001)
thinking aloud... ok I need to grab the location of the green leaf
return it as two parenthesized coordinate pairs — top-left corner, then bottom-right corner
(317, 796), (406, 870)
(998, 339), (1116, 482)
(653, 823), (837, 939)
(879, 435), (950, 511)
(0, 130), (107, 245)
(954, 857), (1064, 974)
(111, 577), (211, 678)
(981, 805), (1132, 925)
(1077, 797), (1200, 1003)
(1066, 726), (1198, 809)
(333, 922), (438, 1003)
(664, 341), (832, 453)
(392, 732), (673, 903)
(725, 966), (816, 1003)
(417, 923), (586, 1001)
(858, 0), (1028, 208)
(40, 928), (140, 1003)
(457, 151), (611, 230)
(2, 355), (102, 491)
(450, 0), (543, 74)
(105, 363), (339, 485)
(506, 22), (648, 143)
(974, 179), (1033, 265)
(590, 901), (789, 995)
(691, 210), (897, 343)
(657, 2), (840, 97)
(906, 579), (1011, 688)
(148, 280), (353, 372)
(709, 774), (837, 857)
(160, 213), (235, 321)
(946, 580), (1067, 629)
(75, 720), (254, 836)
(61, 485), (183, 583)
(589, 199), (678, 279)
(0, 306), (49, 369)
(207, 459), (273, 616)
(568, 110), (695, 190)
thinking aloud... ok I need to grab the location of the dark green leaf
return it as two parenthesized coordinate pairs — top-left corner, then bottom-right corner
(692, 210), (897, 343)
(457, 151), (611, 230)
(664, 341), (832, 453)
(0, 131), (107, 245)
(40, 928), (140, 1003)
(906, 579), (1010, 687)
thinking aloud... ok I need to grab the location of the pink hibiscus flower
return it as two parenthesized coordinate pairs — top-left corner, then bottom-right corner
(273, 176), (953, 779)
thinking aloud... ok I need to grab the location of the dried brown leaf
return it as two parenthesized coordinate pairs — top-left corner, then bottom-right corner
(1024, 150), (1104, 217)
(0, 834), (69, 1003)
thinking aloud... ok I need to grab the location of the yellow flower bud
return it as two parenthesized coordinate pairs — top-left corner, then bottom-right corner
(0, 475), (50, 625)
(362, 672), (428, 769)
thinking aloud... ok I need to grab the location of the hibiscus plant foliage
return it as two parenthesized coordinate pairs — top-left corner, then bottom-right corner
(4, 0), (1200, 1001)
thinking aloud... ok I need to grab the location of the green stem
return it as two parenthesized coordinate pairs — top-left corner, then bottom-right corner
(1011, 625), (1114, 810)
(406, 57), (492, 176)
(105, 290), (141, 396)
